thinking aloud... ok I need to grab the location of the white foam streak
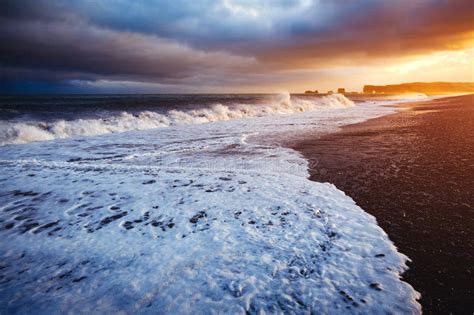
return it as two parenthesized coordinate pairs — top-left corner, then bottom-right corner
(0, 94), (354, 145)
(380, 93), (429, 100)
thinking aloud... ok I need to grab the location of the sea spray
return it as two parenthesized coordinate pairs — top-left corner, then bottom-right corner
(0, 94), (354, 145)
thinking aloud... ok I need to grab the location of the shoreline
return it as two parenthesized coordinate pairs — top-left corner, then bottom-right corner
(290, 94), (474, 314)
(0, 94), (423, 313)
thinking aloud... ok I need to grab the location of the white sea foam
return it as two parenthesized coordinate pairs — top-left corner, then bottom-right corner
(378, 93), (429, 101)
(0, 93), (354, 145)
(0, 97), (422, 313)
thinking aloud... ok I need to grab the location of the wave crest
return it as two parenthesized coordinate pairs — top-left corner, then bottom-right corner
(0, 93), (354, 145)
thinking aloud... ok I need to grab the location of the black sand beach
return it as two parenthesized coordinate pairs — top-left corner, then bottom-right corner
(292, 95), (474, 314)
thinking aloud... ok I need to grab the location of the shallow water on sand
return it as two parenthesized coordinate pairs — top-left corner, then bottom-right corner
(293, 95), (474, 314)
(0, 94), (425, 313)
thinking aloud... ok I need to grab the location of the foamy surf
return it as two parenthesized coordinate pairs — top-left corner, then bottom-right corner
(0, 94), (421, 314)
(0, 93), (354, 145)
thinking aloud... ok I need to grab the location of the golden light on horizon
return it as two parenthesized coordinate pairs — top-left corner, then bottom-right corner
(388, 48), (474, 74)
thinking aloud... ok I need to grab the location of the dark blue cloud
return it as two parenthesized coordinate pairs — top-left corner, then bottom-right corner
(0, 0), (472, 93)
(0, 80), (88, 94)
(0, 0), (354, 47)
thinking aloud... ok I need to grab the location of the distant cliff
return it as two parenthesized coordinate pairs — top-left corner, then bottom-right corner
(363, 82), (474, 94)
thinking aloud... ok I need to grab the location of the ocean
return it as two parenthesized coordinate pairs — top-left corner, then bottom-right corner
(0, 93), (424, 313)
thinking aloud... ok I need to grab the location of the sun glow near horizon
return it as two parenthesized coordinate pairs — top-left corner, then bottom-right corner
(0, 0), (473, 93)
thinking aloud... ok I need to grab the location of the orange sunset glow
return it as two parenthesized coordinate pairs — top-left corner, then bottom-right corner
(1, 0), (473, 93)
(0, 1), (473, 314)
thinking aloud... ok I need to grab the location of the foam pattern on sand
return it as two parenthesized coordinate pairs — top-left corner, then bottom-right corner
(0, 100), (421, 314)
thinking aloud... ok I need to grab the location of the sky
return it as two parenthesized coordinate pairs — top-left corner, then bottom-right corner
(0, 0), (473, 93)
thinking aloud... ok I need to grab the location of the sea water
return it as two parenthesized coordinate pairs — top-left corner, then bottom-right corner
(0, 93), (423, 314)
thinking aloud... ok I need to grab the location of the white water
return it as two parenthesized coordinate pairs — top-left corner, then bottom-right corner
(0, 95), (422, 314)
(0, 93), (355, 145)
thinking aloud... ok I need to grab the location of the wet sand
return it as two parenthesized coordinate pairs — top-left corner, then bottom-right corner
(292, 95), (474, 314)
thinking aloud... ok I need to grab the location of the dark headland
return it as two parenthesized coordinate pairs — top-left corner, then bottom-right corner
(305, 82), (474, 96)
(291, 94), (474, 314)
(363, 82), (474, 95)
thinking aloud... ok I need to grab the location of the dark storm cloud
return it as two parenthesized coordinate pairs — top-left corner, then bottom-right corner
(0, 0), (472, 92)
(259, 0), (474, 67)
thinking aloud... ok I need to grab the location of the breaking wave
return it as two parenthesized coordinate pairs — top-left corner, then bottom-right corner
(0, 93), (354, 145)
